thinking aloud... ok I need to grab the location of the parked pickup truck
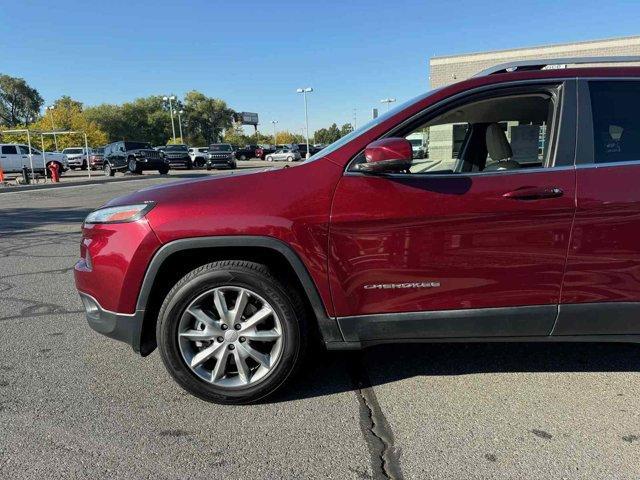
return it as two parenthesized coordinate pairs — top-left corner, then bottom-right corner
(63, 147), (90, 170)
(0, 143), (69, 175)
(234, 145), (259, 160)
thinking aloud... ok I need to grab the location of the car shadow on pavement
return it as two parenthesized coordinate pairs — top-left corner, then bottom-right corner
(0, 206), (92, 234)
(271, 341), (640, 403)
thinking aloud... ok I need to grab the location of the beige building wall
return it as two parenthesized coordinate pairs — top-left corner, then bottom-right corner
(429, 36), (640, 89)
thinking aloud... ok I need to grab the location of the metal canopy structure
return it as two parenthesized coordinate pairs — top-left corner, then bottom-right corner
(0, 128), (91, 182)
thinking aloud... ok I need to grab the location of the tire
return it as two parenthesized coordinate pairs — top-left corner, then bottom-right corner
(81, 160), (87, 171)
(157, 260), (308, 405)
(287, 156), (293, 162)
(266, 156), (273, 162)
(239, 154), (246, 161)
(104, 163), (115, 177)
(158, 165), (169, 175)
(128, 157), (142, 174)
(186, 160), (193, 170)
(195, 157), (205, 168)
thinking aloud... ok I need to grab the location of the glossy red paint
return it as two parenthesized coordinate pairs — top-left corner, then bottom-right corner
(77, 161), (344, 316)
(74, 66), (640, 327)
(74, 219), (161, 313)
(328, 169), (576, 317)
(364, 138), (413, 164)
(562, 164), (640, 304)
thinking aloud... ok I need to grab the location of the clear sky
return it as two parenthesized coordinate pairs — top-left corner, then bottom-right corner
(2, 0), (639, 134)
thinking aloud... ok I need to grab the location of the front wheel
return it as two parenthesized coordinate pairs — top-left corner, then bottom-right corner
(156, 261), (308, 404)
(104, 163), (115, 177)
(158, 165), (169, 175)
(266, 156), (273, 162)
(287, 156), (294, 162)
(128, 157), (142, 174)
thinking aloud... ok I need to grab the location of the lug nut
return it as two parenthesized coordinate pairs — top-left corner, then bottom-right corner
(239, 337), (246, 343)
(216, 336), (224, 343)
(228, 344), (235, 350)
(221, 324), (228, 330)
(234, 323), (241, 330)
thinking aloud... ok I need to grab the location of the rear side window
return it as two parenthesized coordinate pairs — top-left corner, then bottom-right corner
(2, 146), (17, 154)
(590, 81), (640, 164)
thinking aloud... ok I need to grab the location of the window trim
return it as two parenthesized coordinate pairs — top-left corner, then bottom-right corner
(345, 79), (577, 178)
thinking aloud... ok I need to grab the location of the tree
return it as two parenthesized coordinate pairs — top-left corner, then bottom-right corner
(29, 96), (107, 150)
(275, 131), (304, 145)
(313, 123), (341, 145)
(223, 123), (248, 147)
(340, 123), (354, 137)
(183, 91), (234, 145)
(0, 74), (44, 127)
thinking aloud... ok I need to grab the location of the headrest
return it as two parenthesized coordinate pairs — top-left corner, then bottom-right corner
(486, 123), (512, 162)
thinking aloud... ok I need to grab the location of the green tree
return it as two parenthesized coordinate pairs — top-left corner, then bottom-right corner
(313, 123), (341, 145)
(223, 123), (248, 147)
(0, 74), (44, 126)
(183, 91), (234, 145)
(340, 123), (354, 137)
(275, 131), (304, 144)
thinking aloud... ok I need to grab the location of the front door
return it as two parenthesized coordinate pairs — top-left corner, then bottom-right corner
(0, 145), (22, 173)
(329, 82), (577, 342)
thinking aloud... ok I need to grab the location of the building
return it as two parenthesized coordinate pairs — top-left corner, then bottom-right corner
(429, 36), (640, 89)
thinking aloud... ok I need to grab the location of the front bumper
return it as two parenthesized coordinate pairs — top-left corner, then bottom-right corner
(166, 156), (191, 167)
(79, 292), (144, 353)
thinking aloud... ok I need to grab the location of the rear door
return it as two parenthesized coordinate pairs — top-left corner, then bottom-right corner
(329, 81), (578, 342)
(556, 79), (640, 335)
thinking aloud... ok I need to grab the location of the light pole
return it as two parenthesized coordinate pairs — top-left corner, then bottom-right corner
(47, 105), (58, 151)
(177, 110), (184, 143)
(163, 95), (177, 143)
(296, 87), (313, 158)
(353, 108), (357, 130)
(380, 97), (396, 112)
(271, 120), (278, 147)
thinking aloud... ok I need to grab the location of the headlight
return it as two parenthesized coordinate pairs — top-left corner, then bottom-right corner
(84, 203), (155, 224)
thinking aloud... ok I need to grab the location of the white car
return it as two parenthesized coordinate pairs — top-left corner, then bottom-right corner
(265, 148), (302, 162)
(0, 143), (68, 174)
(188, 147), (209, 168)
(63, 147), (90, 170)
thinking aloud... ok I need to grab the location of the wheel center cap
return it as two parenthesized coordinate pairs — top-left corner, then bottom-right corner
(224, 330), (238, 343)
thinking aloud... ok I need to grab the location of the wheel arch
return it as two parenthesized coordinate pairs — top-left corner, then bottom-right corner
(137, 236), (342, 356)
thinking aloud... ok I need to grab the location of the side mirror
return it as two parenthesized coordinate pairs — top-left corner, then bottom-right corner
(358, 137), (413, 173)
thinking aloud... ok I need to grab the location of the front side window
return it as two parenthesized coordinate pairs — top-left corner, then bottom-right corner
(590, 81), (640, 164)
(351, 91), (557, 175)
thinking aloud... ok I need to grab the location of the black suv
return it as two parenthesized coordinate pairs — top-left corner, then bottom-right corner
(206, 143), (237, 170)
(160, 144), (192, 169)
(103, 141), (170, 176)
(235, 144), (259, 160)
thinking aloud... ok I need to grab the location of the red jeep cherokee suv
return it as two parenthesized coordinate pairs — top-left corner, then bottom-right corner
(75, 57), (640, 404)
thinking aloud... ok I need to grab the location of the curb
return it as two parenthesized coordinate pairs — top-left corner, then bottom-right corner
(0, 173), (171, 194)
(0, 166), (264, 194)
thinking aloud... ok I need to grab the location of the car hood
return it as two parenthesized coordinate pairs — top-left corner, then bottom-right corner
(104, 168), (277, 208)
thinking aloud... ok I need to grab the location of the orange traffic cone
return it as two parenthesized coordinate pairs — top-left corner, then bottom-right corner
(0, 167), (4, 183)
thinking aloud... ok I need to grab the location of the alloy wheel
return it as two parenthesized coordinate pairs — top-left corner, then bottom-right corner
(177, 286), (284, 388)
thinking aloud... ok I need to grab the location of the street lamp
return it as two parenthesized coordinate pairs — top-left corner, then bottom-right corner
(296, 87), (313, 158)
(177, 110), (185, 143)
(47, 105), (58, 151)
(380, 97), (396, 112)
(163, 95), (177, 143)
(271, 120), (278, 147)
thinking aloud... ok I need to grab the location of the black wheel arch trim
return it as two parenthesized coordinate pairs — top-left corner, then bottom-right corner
(136, 235), (344, 347)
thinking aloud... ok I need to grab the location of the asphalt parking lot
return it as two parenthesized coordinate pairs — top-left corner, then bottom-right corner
(1, 174), (640, 479)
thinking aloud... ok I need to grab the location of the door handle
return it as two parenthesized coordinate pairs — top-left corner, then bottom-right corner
(503, 186), (564, 200)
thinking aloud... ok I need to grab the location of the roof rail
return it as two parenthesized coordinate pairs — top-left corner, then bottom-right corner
(474, 56), (640, 77)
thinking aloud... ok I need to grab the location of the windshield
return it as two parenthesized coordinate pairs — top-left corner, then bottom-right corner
(94, 148), (104, 154)
(164, 144), (188, 152)
(63, 148), (84, 154)
(124, 142), (151, 150)
(306, 89), (439, 162)
(209, 144), (232, 152)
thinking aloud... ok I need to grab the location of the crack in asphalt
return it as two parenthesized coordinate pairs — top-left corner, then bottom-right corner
(348, 353), (403, 480)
